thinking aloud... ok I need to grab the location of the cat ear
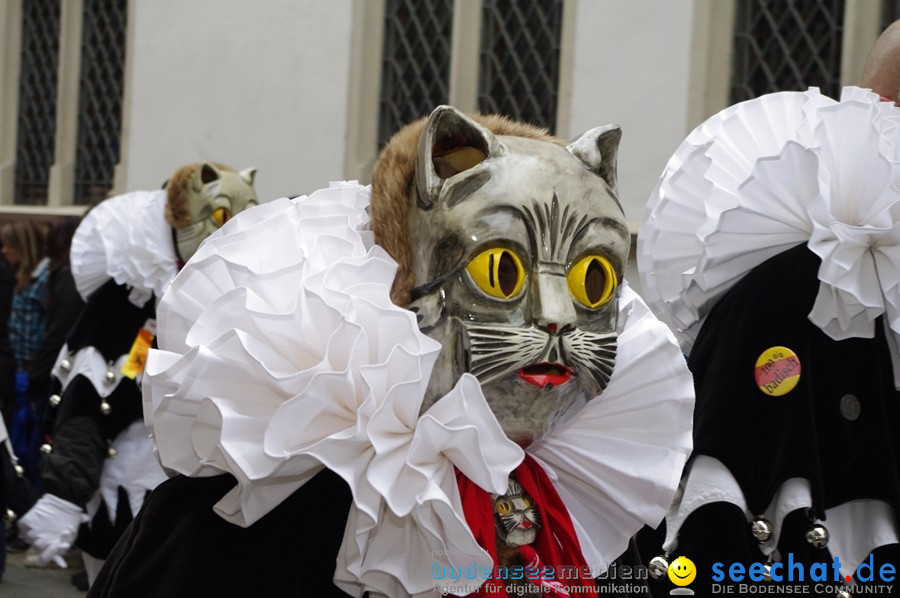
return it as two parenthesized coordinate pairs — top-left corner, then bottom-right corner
(415, 105), (499, 209)
(192, 162), (221, 191)
(239, 167), (257, 187)
(567, 124), (621, 194)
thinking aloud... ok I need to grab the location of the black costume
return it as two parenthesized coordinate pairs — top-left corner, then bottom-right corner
(638, 87), (900, 595)
(659, 245), (900, 595)
(43, 280), (157, 558)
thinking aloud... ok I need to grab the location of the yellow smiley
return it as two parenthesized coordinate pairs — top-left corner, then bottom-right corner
(667, 556), (696, 586)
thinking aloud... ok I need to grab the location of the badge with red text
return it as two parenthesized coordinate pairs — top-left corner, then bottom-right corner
(754, 346), (801, 396)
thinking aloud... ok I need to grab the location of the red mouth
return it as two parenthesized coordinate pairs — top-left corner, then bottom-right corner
(518, 363), (573, 388)
(519, 521), (534, 529)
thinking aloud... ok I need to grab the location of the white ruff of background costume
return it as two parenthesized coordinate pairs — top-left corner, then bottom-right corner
(144, 181), (694, 597)
(70, 189), (179, 307)
(638, 86), (900, 354)
(641, 86), (900, 575)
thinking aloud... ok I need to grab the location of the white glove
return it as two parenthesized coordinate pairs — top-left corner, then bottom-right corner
(17, 493), (89, 568)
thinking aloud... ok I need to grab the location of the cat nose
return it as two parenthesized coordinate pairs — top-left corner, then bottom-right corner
(532, 267), (576, 332)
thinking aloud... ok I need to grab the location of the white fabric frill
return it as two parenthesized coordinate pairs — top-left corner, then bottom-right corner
(70, 189), (178, 307)
(530, 282), (693, 575)
(51, 345), (130, 398)
(144, 181), (693, 597)
(638, 86), (900, 354)
(86, 420), (167, 524)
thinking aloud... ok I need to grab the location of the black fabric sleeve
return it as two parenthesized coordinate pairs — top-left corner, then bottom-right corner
(40, 415), (107, 507)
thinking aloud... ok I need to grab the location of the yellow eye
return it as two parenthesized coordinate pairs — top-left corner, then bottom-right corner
(496, 499), (512, 515)
(521, 496), (532, 508)
(465, 248), (525, 300)
(567, 255), (617, 308)
(211, 207), (232, 227)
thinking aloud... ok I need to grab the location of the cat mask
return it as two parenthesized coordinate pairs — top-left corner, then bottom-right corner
(372, 107), (629, 447)
(164, 162), (259, 262)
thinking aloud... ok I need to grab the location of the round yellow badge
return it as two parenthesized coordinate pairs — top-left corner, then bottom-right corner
(754, 346), (801, 396)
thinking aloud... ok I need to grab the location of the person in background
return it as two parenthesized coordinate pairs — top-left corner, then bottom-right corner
(1, 220), (49, 493)
(0, 220), (90, 585)
(28, 217), (86, 433)
(860, 19), (900, 103)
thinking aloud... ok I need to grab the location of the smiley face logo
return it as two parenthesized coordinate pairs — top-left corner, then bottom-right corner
(667, 556), (696, 586)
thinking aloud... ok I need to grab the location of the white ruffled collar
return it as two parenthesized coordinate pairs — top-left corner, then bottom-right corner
(70, 189), (178, 306)
(144, 181), (693, 597)
(639, 86), (900, 356)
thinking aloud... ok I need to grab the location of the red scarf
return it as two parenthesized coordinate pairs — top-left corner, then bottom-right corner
(454, 454), (598, 598)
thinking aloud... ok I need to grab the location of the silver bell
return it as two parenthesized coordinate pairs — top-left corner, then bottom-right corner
(751, 516), (773, 542)
(108, 446), (117, 459)
(100, 400), (111, 415)
(805, 523), (829, 549)
(648, 554), (669, 580)
(49, 393), (62, 407)
(40, 443), (52, 454)
(60, 358), (72, 372)
(13, 463), (24, 477)
(838, 589), (851, 598)
(762, 555), (775, 582)
(105, 369), (116, 385)
(4, 508), (15, 524)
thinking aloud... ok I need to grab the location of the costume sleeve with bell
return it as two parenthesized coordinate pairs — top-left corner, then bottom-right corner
(638, 86), (900, 592)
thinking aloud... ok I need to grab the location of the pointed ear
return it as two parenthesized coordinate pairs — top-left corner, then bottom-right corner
(239, 167), (257, 187)
(415, 106), (498, 209)
(567, 124), (621, 193)
(193, 162), (221, 190)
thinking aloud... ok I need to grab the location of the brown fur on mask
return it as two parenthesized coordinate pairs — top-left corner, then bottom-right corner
(370, 113), (565, 307)
(164, 162), (237, 229)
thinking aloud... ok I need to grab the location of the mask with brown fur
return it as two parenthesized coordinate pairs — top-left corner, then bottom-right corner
(371, 107), (628, 446)
(165, 162), (259, 262)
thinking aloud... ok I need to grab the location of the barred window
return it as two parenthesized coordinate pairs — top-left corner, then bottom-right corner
(731, 0), (846, 103)
(74, 0), (128, 206)
(378, 0), (454, 147)
(478, 0), (563, 132)
(14, 0), (62, 206)
(882, 0), (900, 30)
